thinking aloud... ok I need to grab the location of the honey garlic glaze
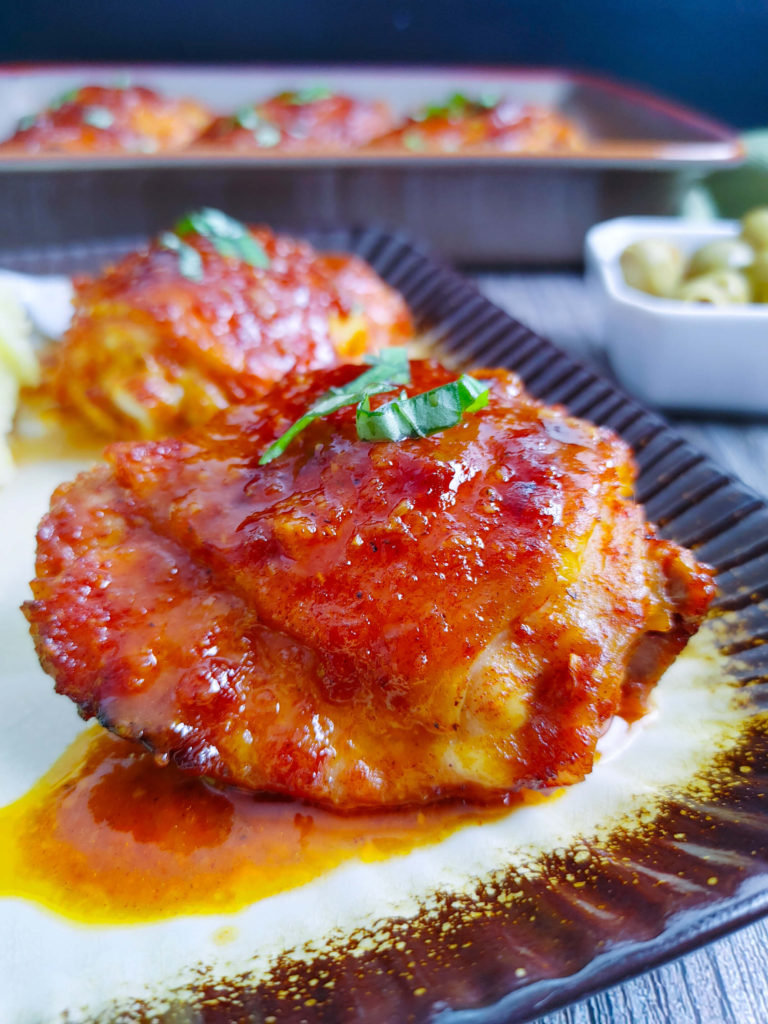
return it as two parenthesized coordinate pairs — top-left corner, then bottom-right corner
(0, 727), (524, 925)
(0, 436), (757, 1023)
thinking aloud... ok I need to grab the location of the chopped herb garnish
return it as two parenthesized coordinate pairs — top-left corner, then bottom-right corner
(158, 231), (204, 282)
(286, 86), (333, 105)
(259, 349), (411, 465)
(49, 87), (80, 111)
(233, 107), (281, 145)
(259, 357), (492, 464)
(416, 91), (497, 121)
(356, 375), (490, 442)
(253, 123), (282, 148)
(234, 105), (264, 131)
(16, 114), (36, 132)
(82, 106), (115, 129)
(174, 208), (271, 269)
(478, 91), (501, 109)
(403, 129), (426, 151)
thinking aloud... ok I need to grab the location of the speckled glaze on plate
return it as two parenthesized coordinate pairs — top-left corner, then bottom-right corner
(1, 229), (767, 1024)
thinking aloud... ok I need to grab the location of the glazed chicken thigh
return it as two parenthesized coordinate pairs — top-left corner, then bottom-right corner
(1, 85), (211, 154)
(47, 217), (412, 439)
(197, 89), (394, 150)
(367, 94), (582, 153)
(25, 362), (714, 808)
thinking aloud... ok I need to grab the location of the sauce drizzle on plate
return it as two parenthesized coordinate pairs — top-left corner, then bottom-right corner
(0, 727), (528, 925)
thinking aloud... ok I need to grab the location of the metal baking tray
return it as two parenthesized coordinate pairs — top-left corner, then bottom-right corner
(0, 64), (742, 262)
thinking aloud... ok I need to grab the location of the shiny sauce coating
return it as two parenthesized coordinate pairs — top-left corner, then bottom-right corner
(25, 362), (714, 808)
(0, 85), (211, 154)
(197, 91), (395, 151)
(366, 100), (583, 153)
(0, 728), (523, 925)
(49, 228), (413, 439)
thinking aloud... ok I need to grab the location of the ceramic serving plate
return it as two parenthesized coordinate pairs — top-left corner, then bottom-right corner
(0, 65), (742, 261)
(1, 228), (767, 1024)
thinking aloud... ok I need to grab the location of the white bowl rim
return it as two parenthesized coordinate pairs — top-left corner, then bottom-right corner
(585, 215), (768, 319)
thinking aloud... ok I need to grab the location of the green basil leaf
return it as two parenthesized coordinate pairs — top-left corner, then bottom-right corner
(253, 123), (282, 148)
(356, 374), (490, 443)
(403, 130), (426, 151)
(478, 91), (501, 109)
(416, 92), (498, 122)
(287, 86), (332, 105)
(158, 232), (204, 283)
(174, 208), (271, 269)
(82, 106), (115, 129)
(258, 349), (411, 465)
(330, 348), (410, 397)
(416, 92), (470, 121)
(233, 108), (282, 146)
(49, 87), (80, 111)
(234, 105), (265, 130)
(17, 114), (36, 132)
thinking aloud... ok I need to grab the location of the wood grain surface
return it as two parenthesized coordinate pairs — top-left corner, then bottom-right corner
(472, 269), (768, 1024)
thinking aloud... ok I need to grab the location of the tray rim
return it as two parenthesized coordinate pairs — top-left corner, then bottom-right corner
(0, 60), (743, 171)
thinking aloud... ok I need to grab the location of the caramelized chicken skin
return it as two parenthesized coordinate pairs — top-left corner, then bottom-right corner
(367, 95), (582, 153)
(0, 85), (581, 157)
(197, 90), (394, 151)
(25, 362), (714, 808)
(1, 85), (211, 154)
(47, 224), (412, 439)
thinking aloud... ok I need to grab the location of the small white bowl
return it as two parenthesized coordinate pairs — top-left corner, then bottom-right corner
(585, 216), (768, 415)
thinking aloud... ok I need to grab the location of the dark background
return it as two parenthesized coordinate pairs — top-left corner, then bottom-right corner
(0, 0), (766, 129)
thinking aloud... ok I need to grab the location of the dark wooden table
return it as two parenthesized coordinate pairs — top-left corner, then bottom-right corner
(472, 270), (768, 1024)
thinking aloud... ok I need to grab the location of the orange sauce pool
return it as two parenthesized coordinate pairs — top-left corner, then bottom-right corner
(0, 728), (538, 925)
